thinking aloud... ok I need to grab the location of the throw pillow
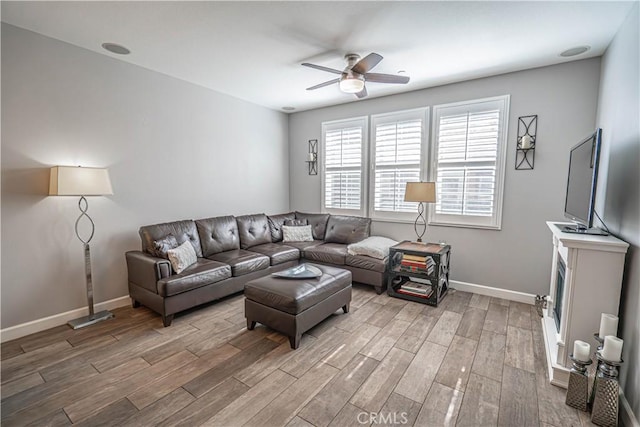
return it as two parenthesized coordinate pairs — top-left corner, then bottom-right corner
(284, 219), (308, 226)
(347, 236), (398, 259)
(282, 225), (314, 242)
(152, 234), (179, 259)
(167, 240), (197, 274)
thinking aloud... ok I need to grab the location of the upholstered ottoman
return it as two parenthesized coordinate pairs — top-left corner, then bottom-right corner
(244, 263), (352, 349)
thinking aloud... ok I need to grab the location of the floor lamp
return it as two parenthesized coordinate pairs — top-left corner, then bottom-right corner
(49, 166), (115, 329)
(404, 181), (436, 242)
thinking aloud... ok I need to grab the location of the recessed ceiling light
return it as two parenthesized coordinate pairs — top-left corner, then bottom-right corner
(560, 46), (590, 57)
(101, 43), (130, 55)
(282, 106), (295, 111)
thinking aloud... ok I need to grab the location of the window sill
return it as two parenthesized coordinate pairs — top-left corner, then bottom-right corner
(427, 220), (502, 231)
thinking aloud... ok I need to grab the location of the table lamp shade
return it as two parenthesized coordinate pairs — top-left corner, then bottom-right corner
(49, 166), (113, 196)
(404, 182), (436, 203)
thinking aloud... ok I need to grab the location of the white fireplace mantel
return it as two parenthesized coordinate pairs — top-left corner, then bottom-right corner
(542, 222), (628, 388)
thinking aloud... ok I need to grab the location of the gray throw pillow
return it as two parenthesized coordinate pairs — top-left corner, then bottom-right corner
(152, 234), (179, 259)
(167, 241), (197, 274)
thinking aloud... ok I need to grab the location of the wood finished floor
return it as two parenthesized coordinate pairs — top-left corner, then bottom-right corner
(1, 285), (597, 427)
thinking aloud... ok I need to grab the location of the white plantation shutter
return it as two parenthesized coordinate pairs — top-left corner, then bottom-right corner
(430, 96), (509, 229)
(322, 118), (367, 215)
(370, 109), (428, 220)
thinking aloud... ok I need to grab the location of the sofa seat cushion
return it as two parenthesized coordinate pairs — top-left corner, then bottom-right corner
(345, 254), (387, 273)
(157, 259), (231, 297)
(208, 249), (270, 276)
(280, 240), (324, 252)
(249, 243), (300, 266)
(303, 243), (348, 265)
(244, 264), (351, 315)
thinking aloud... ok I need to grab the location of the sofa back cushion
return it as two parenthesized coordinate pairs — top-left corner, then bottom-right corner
(324, 215), (371, 244)
(236, 214), (272, 249)
(295, 212), (330, 240)
(195, 215), (240, 256)
(267, 212), (296, 242)
(140, 220), (203, 258)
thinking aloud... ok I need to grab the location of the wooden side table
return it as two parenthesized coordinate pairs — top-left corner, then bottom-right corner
(386, 241), (450, 307)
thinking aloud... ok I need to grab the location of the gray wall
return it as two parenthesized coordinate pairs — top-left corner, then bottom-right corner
(1, 24), (290, 328)
(289, 59), (601, 296)
(595, 4), (639, 420)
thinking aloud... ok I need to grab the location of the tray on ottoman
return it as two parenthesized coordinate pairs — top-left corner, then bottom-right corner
(244, 263), (352, 349)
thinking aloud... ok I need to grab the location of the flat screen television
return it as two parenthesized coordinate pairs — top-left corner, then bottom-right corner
(563, 128), (607, 235)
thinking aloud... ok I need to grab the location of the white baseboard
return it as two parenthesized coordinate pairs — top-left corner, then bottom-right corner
(0, 296), (131, 343)
(621, 389), (640, 427)
(449, 280), (536, 305)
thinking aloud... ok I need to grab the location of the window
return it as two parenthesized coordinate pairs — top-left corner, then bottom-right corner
(429, 95), (510, 229)
(369, 108), (428, 221)
(321, 117), (367, 216)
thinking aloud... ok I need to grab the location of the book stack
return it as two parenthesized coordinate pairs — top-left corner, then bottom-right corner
(399, 254), (435, 275)
(397, 281), (434, 299)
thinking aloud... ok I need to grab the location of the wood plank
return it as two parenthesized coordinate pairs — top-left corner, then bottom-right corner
(1, 372), (44, 399)
(394, 340), (448, 403)
(508, 302), (532, 330)
(456, 307), (487, 341)
(156, 377), (249, 427)
(286, 416), (315, 427)
(182, 337), (279, 397)
(490, 297), (510, 307)
(323, 323), (380, 370)
(435, 335), (478, 392)
(328, 403), (368, 427)
(441, 291), (471, 314)
(185, 323), (248, 356)
(468, 294), (491, 310)
(73, 398), (138, 427)
(244, 362), (339, 427)
(350, 347), (414, 413)
(455, 373), (501, 427)
(483, 303), (509, 335)
(121, 387), (194, 427)
(39, 351), (101, 383)
(498, 365), (539, 427)
(202, 369), (297, 426)
(365, 303), (404, 328)
(1, 340), (25, 361)
(394, 302), (425, 323)
(504, 326), (535, 373)
(358, 319), (411, 361)
(298, 354), (378, 427)
(280, 328), (350, 378)
(232, 340), (297, 387)
(24, 409), (71, 427)
(471, 330), (506, 382)
(414, 382), (464, 426)
(228, 323), (274, 349)
(127, 343), (240, 409)
(426, 310), (463, 347)
(334, 301), (383, 333)
(1, 341), (72, 383)
(63, 350), (196, 423)
(372, 392), (422, 427)
(394, 314), (438, 353)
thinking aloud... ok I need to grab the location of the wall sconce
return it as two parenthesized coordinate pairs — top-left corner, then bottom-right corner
(306, 139), (318, 175)
(516, 115), (537, 170)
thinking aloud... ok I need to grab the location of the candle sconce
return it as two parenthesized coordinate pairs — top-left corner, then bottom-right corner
(516, 115), (537, 170)
(306, 139), (318, 175)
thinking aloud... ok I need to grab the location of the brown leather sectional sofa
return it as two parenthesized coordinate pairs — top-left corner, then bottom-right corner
(125, 212), (387, 326)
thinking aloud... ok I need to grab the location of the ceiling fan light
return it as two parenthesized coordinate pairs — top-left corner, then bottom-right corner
(339, 78), (365, 93)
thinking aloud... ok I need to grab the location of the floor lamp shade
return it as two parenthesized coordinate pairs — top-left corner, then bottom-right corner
(404, 182), (436, 242)
(49, 166), (113, 196)
(49, 165), (114, 329)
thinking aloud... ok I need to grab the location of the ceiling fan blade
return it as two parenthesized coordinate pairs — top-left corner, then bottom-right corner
(306, 78), (340, 91)
(355, 86), (368, 99)
(301, 63), (343, 75)
(365, 73), (410, 84)
(351, 53), (383, 75)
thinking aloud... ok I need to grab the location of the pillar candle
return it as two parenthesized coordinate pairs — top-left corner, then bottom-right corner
(521, 134), (533, 149)
(573, 340), (591, 362)
(598, 313), (618, 338)
(308, 153), (315, 162)
(601, 336), (623, 362)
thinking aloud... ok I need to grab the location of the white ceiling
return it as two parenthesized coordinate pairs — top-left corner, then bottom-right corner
(1, 1), (635, 113)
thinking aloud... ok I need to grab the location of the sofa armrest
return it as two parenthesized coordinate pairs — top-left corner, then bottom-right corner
(126, 250), (172, 294)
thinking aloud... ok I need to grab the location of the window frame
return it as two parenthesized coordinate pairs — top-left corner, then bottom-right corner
(368, 108), (430, 223)
(320, 116), (369, 217)
(428, 95), (510, 230)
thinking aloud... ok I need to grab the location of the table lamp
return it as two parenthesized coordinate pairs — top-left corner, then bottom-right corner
(404, 181), (436, 242)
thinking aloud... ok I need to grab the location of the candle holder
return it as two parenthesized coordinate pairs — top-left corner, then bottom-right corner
(589, 333), (605, 408)
(565, 355), (593, 411)
(591, 351), (623, 427)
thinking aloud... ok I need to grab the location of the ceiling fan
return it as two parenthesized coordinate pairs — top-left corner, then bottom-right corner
(302, 53), (410, 99)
